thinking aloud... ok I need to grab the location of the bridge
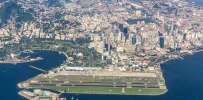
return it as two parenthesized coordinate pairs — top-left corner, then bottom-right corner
(29, 65), (46, 72)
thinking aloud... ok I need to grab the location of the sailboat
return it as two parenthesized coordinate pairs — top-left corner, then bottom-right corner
(71, 96), (74, 99)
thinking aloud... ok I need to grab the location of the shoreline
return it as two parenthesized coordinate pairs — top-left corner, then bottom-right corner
(60, 89), (168, 96)
(18, 90), (33, 100)
(0, 58), (43, 64)
(18, 89), (61, 100)
(156, 50), (202, 65)
(16, 49), (203, 98)
(26, 87), (168, 96)
(21, 49), (68, 60)
(16, 49), (167, 97)
(0, 49), (68, 64)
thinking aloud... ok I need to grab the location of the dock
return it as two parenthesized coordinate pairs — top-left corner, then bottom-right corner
(18, 91), (34, 100)
(194, 49), (203, 53)
(29, 65), (46, 72)
(179, 56), (184, 59)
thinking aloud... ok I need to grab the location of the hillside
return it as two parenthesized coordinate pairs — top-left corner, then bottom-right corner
(0, 1), (34, 26)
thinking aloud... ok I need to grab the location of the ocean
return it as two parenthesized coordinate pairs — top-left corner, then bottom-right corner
(0, 50), (66, 100)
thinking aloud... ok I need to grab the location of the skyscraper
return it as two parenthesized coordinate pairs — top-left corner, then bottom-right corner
(183, 34), (186, 41)
(118, 32), (122, 41)
(105, 44), (112, 52)
(123, 27), (128, 34)
(103, 38), (107, 44)
(105, 44), (108, 51)
(119, 24), (123, 32)
(132, 37), (136, 45)
(159, 37), (164, 48)
(124, 34), (129, 42)
(123, 28), (128, 41)
(108, 44), (111, 52)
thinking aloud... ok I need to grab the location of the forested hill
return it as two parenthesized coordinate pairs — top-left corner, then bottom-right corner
(0, 1), (34, 26)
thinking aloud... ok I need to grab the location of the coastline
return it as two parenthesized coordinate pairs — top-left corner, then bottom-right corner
(156, 49), (200, 65)
(18, 91), (33, 100)
(16, 49), (203, 97)
(60, 89), (168, 96)
(18, 89), (61, 100)
(0, 57), (43, 64)
(17, 74), (167, 96)
(16, 49), (167, 97)
(21, 49), (68, 60)
(26, 87), (168, 96)
(62, 89), (168, 96)
(0, 49), (68, 64)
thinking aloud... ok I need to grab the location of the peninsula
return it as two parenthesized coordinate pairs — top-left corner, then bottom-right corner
(18, 64), (167, 96)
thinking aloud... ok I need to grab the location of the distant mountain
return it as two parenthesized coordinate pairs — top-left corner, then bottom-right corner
(0, 1), (34, 26)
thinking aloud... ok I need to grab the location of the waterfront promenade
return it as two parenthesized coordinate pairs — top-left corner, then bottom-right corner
(21, 49), (69, 59)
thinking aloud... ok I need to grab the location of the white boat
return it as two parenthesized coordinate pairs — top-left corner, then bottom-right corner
(71, 96), (74, 99)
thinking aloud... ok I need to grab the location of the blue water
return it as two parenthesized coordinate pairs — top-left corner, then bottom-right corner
(188, 0), (203, 6)
(0, 50), (66, 100)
